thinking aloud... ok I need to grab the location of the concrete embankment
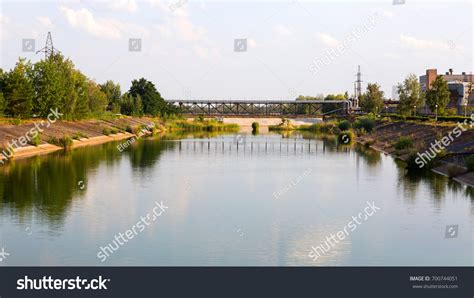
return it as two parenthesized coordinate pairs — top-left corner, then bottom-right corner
(0, 117), (158, 161)
(358, 120), (474, 187)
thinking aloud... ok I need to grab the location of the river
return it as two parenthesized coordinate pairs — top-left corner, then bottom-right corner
(0, 132), (472, 266)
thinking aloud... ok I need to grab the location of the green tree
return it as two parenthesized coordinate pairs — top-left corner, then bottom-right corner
(322, 94), (345, 114)
(360, 83), (384, 114)
(86, 80), (108, 117)
(129, 78), (167, 116)
(0, 69), (6, 116)
(425, 75), (450, 115)
(397, 74), (425, 116)
(4, 59), (34, 118)
(100, 80), (122, 113)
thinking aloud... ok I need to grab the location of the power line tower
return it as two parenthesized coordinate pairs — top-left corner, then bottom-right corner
(353, 65), (363, 107)
(36, 32), (60, 59)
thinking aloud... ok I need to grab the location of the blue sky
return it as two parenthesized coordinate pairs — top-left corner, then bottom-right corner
(0, 0), (472, 100)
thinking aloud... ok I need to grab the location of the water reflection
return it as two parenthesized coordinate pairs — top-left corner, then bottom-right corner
(0, 131), (472, 257)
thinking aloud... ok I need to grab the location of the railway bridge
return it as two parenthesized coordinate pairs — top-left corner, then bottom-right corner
(165, 99), (352, 116)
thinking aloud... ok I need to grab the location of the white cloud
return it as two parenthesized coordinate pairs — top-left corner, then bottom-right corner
(399, 34), (451, 51)
(36, 16), (54, 28)
(150, 0), (219, 60)
(381, 10), (394, 19)
(0, 14), (10, 24)
(316, 32), (340, 47)
(248, 38), (257, 48)
(108, 0), (138, 13)
(275, 25), (292, 37)
(60, 6), (147, 39)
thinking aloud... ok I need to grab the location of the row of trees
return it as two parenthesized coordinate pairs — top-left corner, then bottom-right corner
(359, 74), (451, 115)
(0, 54), (176, 119)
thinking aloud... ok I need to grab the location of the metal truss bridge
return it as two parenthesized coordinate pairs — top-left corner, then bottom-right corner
(165, 99), (351, 116)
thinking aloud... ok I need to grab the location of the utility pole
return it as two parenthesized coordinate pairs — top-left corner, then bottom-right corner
(354, 65), (363, 108)
(36, 32), (60, 59)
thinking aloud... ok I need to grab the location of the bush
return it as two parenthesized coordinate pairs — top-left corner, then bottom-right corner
(394, 137), (414, 150)
(49, 135), (73, 150)
(72, 132), (87, 140)
(354, 118), (375, 133)
(447, 164), (465, 178)
(125, 125), (134, 133)
(102, 128), (111, 136)
(338, 120), (351, 131)
(251, 122), (260, 133)
(466, 155), (474, 171)
(29, 133), (41, 146)
(110, 128), (119, 134)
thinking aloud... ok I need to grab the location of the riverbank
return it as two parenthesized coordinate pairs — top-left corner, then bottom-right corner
(357, 120), (474, 187)
(0, 117), (156, 161)
(0, 117), (243, 162)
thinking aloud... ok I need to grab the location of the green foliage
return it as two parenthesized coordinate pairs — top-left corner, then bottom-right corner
(120, 93), (143, 116)
(338, 120), (351, 131)
(466, 155), (474, 171)
(353, 118), (375, 133)
(425, 75), (450, 115)
(397, 74), (425, 116)
(49, 135), (73, 149)
(125, 125), (134, 134)
(3, 59), (34, 118)
(102, 128), (111, 136)
(251, 122), (260, 133)
(166, 120), (239, 132)
(72, 132), (87, 140)
(129, 78), (176, 116)
(99, 80), (122, 113)
(29, 133), (41, 146)
(360, 83), (384, 114)
(394, 136), (414, 150)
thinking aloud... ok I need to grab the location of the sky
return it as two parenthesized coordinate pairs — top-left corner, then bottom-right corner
(0, 0), (473, 100)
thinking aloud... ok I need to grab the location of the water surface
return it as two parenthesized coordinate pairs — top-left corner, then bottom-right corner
(0, 133), (472, 266)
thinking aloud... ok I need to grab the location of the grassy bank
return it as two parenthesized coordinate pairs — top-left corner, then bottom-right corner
(165, 119), (239, 132)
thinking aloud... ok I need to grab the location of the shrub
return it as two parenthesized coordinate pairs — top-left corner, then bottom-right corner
(338, 120), (351, 131)
(102, 128), (111, 136)
(72, 132), (87, 140)
(125, 125), (134, 133)
(29, 133), (41, 146)
(251, 122), (260, 133)
(49, 135), (73, 150)
(447, 164), (465, 178)
(466, 155), (474, 171)
(394, 137), (414, 151)
(354, 118), (375, 133)
(110, 128), (119, 134)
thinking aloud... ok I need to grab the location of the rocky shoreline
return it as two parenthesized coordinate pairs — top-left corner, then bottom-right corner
(357, 120), (474, 187)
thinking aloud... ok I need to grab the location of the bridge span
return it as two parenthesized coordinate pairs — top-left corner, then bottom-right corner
(165, 99), (351, 116)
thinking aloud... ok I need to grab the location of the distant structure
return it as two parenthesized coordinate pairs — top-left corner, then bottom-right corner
(391, 86), (399, 100)
(36, 32), (60, 59)
(353, 65), (362, 108)
(419, 68), (473, 115)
